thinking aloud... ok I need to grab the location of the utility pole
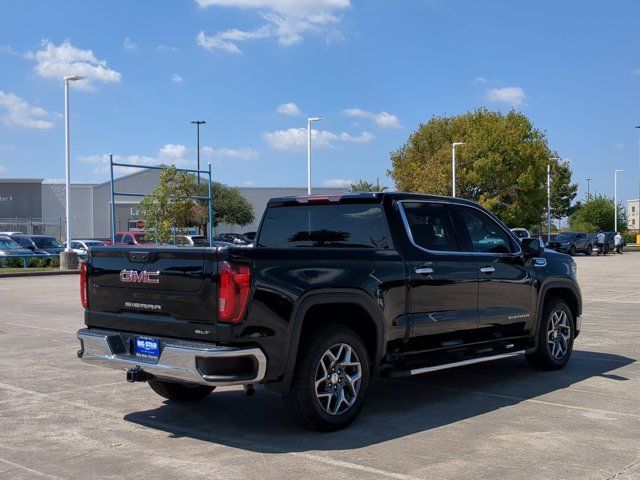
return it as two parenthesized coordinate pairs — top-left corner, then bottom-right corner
(586, 178), (592, 200)
(452, 142), (465, 197)
(191, 120), (206, 185)
(548, 157), (559, 242)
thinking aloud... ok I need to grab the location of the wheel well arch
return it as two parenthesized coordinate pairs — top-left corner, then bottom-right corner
(272, 290), (385, 394)
(544, 287), (580, 322)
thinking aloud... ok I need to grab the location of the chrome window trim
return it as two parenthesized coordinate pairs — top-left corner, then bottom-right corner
(397, 200), (523, 257)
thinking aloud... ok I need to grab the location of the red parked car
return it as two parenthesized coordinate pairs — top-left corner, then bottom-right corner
(113, 231), (154, 246)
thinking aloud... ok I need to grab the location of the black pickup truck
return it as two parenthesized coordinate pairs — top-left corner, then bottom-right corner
(77, 192), (582, 431)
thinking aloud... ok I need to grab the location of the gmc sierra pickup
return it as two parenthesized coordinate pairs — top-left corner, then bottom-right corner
(77, 192), (582, 431)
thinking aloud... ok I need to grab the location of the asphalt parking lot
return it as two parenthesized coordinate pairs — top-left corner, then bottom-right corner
(0, 254), (639, 480)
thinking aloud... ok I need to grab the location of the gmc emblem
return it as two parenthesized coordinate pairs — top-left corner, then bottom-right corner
(119, 269), (160, 284)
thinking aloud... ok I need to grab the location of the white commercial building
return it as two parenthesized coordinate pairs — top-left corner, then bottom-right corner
(627, 199), (639, 231)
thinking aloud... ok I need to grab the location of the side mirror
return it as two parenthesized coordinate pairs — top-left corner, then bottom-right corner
(522, 238), (543, 256)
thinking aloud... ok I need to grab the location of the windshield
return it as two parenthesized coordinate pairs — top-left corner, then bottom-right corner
(0, 238), (22, 250)
(33, 237), (64, 248)
(191, 236), (209, 246)
(84, 241), (104, 247)
(554, 234), (575, 242)
(133, 233), (151, 243)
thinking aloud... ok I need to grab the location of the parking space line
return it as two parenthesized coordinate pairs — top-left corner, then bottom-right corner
(3, 322), (75, 335)
(409, 383), (640, 420)
(0, 381), (423, 480)
(0, 458), (62, 479)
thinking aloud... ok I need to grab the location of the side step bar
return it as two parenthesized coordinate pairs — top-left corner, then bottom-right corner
(390, 350), (524, 378)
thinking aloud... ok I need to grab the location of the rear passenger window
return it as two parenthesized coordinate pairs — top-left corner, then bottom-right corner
(458, 206), (514, 254)
(258, 204), (391, 249)
(401, 202), (458, 251)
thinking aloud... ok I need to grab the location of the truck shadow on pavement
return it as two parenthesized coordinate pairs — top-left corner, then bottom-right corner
(123, 350), (635, 452)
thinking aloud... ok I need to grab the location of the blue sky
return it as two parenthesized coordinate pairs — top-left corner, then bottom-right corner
(1, 0), (639, 203)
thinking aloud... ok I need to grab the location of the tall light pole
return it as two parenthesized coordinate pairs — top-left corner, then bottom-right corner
(614, 169), (624, 232)
(307, 117), (322, 195)
(635, 125), (640, 229)
(63, 75), (84, 258)
(191, 120), (206, 185)
(548, 157), (559, 242)
(586, 178), (592, 199)
(451, 142), (465, 197)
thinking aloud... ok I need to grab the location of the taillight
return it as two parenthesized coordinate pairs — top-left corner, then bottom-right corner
(80, 262), (89, 309)
(218, 262), (251, 324)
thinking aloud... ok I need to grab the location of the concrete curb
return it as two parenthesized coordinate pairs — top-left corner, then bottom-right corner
(0, 270), (80, 278)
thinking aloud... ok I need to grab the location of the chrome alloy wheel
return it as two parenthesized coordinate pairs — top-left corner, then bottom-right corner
(315, 343), (362, 416)
(547, 310), (571, 360)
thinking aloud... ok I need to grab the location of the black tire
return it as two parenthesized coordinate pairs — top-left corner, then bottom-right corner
(569, 245), (576, 256)
(526, 297), (574, 370)
(148, 378), (215, 401)
(285, 325), (370, 431)
(586, 245), (592, 256)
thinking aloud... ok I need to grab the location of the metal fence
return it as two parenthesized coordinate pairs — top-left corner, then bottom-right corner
(0, 218), (65, 238)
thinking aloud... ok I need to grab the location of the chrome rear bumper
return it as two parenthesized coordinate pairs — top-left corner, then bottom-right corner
(77, 328), (267, 387)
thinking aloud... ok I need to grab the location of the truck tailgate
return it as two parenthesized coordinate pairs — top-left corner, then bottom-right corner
(87, 247), (217, 325)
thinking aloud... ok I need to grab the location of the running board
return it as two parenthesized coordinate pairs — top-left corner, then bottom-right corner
(389, 350), (524, 378)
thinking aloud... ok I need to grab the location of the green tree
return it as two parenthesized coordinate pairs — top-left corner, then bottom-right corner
(139, 166), (199, 244)
(388, 108), (576, 229)
(550, 159), (578, 220)
(349, 178), (388, 192)
(194, 182), (255, 228)
(569, 194), (627, 232)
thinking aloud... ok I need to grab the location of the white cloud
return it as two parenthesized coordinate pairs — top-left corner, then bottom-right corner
(0, 90), (54, 129)
(613, 142), (624, 149)
(171, 73), (184, 83)
(157, 45), (179, 53)
(242, 180), (255, 186)
(80, 144), (192, 174)
(472, 76), (487, 84)
(277, 102), (302, 116)
(0, 165), (7, 173)
(123, 38), (138, 51)
(202, 146), (260, 160)
(342, 108), (401, 129)
(196, 0), (350, 53)
(633, 68), (640, 76)
(26, 40), (121, 91)
(80, 144), (258, 175)
(263, 127), (373, 151)
(486, 86), (527, 107)
(322, 178), (352, 187)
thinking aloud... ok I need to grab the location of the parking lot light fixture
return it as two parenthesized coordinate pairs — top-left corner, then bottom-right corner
(615, 169), (624, 232)
(451, 142), (465, 198)
(307, 117), (323, 195)
(64, 75), (84, 254)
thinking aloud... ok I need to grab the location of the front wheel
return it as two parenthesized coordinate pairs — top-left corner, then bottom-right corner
(526, 298), (574, 370)
(148, 378), (215, 401)
(586, 245), (592, 256)
(569, 245), (576, 256)
(285, 325), (370, 431)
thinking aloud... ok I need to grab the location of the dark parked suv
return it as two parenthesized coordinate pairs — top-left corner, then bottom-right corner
(77, 193), (582, 430)
(546, 232), (592, 256)
(9, 234), (65, 255)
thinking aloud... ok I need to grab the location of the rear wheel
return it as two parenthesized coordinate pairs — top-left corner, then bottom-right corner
(148, 378), (215, 401)
(285, 325), (370, 431)
(586, 245), (592, 256)
(526, 298), (574, 370)
(569, 245), (576, 256)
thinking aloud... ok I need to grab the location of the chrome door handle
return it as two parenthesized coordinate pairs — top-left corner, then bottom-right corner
(414, 267), (434, 275)
(480, 266), (495, 274)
